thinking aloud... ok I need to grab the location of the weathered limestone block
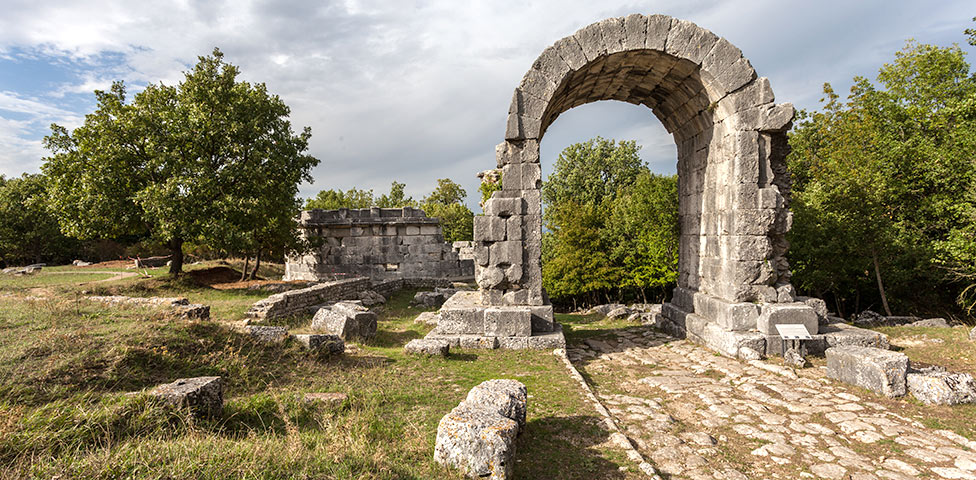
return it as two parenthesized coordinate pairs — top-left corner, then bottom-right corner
(245, 325), (288, 343)
(150, 376), (223, 417)
(484, 307), (532, 337)
(484, 197), (525, 217)
(404, 338), (450, 357)
(693, 293), (759, 331)
(907, 318), (949, 327)
(473, 216), (506, 242)
(292, 334), (345, 354)
(434, 380), (527, 479)
(310, 302), (377, 342)
(757, 303), (818, 335)
(907, 368), (976, 405)
(795, 296), (829, 325)
(438, 306), (487, 335)
(358, 290), (386, 306)
(826, 346), (908, 397)
(465, 379), (528, 429)
(414, 311), (441, 326)
(413, 290), (450, 308)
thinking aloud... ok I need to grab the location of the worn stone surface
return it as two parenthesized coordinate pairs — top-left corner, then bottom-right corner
(413, 290), (451, 308)
(907, 368), (976, 405)
(404, 338), (450, 357)
(357, 289), (386, 306)
(285, 207), (474, 283)
(150, 376), (223, 417)
(303, 392), (348, 408)
(310, 301), (377, 342)
(245, 325), (288, 342)
(292, 334), (345, 354)
(175, 303), (210, 320)
(434, 380), (527, 479)
(826, 346), (908, 397)
(414, 311), (441, 326)
(908, 318), (949, 328)
(567, 325), (976, 479)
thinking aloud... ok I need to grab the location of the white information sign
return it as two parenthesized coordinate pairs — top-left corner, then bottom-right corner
(775, 324), (812, 340)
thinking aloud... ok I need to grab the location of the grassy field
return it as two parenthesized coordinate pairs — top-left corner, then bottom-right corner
(0, 266), (643, 479)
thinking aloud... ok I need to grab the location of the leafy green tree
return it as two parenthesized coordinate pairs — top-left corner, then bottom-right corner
(0, 174), (77, 266)
(541, 137), (676, 306)
(422, 178), (473, 242)
(608, 172), (679, 302)
(43, 49), (318, 275)
(788, 40), (976, 317)
(307, 182), (416, 210)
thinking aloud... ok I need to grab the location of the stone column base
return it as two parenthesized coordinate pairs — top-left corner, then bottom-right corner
(424, 291), (566, 350)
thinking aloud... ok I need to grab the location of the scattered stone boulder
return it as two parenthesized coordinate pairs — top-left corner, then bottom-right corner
(826, 345), (908, 397)
(970, 325), (976, 341)
(246, 325), (288, 342)
(150, 376), (223, 417)
(310, 301), (377, 342)
(586, 304), (625, 316)
(907, 366), (976, 405)
(414, 311), (441, 326)
(292, 334), (345, 354)
(404, 338), (450, 357)
(357, 289), (386, 306)
(412, 290), (451, 308)
(72, 259), (92, 267)
(784, 348), (808, 368)
(796, 296), (829, 325)
(434, 379), (527, 479)
(907, 318), (949, 328)
(853, 310), (886, 327)
(606, 306), (633, 320)
(175, 303), (210, 320)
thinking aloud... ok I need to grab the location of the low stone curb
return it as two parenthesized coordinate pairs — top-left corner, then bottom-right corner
(554, 348), (661, 478)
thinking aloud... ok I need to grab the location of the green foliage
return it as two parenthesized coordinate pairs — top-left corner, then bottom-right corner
(966, 17), (975, 46)
(541, 137), (678, 305)
(421, 179), (473, 243)
(42, 48), (318, 274)
(0, 174), (78, 266)
(478, 170), (502, 207)
(788, 40), (976, 317)
(306, 182), (417, 210)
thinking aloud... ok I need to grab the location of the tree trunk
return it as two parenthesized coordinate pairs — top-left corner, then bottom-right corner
(241, 256), (250, 281)
(168, 237), (184, 275)
(249, 249), (262, 280)
(871, 248), (893, 316)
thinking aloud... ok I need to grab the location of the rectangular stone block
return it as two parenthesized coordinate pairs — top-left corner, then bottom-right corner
(757, 303), (819, 335)
(406, 226), (420, 236)
(826, 346), (908, 397)
(473, 216), (506, 242)
(693, 292), (759, 331)
(438, 307), (486, 335)
(529, 305), (554, 333)
(489, 241), (521, 266)
(521, 163), (541, 190)
(505, 216), (523, 241)
(485, 197), (525, 217)
(502, 164), (522, 190)
(484, 307), (532, 337)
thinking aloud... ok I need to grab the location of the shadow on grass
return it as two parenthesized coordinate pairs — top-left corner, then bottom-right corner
(516, 415), (639, 479)
(446, 352), (479, 362)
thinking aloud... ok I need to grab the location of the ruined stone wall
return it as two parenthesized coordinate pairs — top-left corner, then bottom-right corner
(285, 207), (474, 283)
(246, 277), (370, 320)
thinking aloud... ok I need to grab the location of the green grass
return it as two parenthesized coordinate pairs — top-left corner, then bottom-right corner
(0, 278), (643, 479)
(0, 272), (117, 289)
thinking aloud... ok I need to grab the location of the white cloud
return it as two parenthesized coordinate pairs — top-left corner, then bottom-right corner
(0, 0), (972, 203)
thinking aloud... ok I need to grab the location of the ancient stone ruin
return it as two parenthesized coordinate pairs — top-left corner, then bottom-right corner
(445, 14), (816, 355)
(285, 207), (474, 283)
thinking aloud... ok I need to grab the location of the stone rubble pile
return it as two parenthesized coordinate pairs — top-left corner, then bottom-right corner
(88, 295), (210, 320)
(412, 288), (456, 308)
(434, 379), (527, 480)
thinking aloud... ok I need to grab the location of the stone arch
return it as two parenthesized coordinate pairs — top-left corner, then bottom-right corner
(473, 14), (814, 357)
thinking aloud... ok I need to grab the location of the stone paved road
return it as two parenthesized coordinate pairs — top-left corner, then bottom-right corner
(568, 326), (976, 480)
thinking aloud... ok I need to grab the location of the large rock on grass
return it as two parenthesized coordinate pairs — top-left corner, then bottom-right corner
(150, 376), (223, 417)
(434, 379), (527, 479)
(404, 338), (450, 357)
(826, 346), (907, 397)
(310, 301), (377, 342)
(292, 334), (345, 354)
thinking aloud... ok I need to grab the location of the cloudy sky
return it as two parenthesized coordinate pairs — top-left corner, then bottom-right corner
(0, 0), (973, 207)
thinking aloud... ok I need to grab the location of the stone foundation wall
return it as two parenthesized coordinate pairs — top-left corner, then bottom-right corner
(247, 276), (464, 321)
(285, 207), (474, 283)
(246, 278), (370, 320)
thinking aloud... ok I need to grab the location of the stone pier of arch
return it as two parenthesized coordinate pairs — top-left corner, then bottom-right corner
(427, 14), (819, 357)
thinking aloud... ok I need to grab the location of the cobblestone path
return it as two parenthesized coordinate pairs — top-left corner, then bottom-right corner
(568, 326), (976, 480)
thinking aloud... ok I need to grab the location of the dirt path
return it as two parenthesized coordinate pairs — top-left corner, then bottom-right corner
(569, 326), (976, 480)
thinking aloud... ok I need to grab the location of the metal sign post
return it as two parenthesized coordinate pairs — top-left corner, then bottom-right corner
(774, 324), (813, 356)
